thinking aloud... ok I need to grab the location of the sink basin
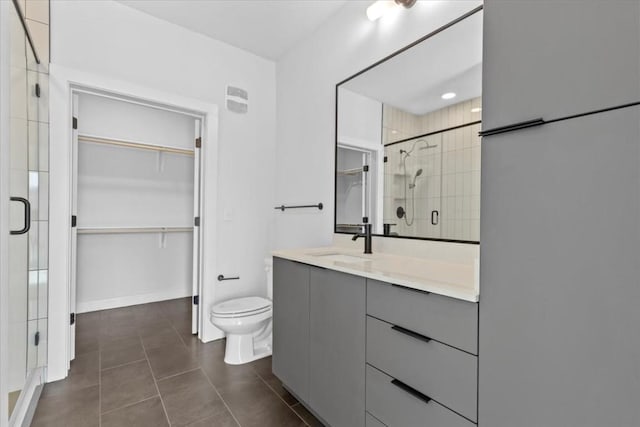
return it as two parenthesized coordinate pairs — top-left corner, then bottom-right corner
(309, 252), (369, 264)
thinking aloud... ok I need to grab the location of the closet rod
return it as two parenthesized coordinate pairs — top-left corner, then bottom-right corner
(78, 135), (195, 156)
(77, 227), (193, 235)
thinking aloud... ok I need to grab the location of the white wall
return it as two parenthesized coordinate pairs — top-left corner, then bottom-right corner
(275, 0), (482, 250)
(51, 0), (277, 304)
(337, 87), (382, 148)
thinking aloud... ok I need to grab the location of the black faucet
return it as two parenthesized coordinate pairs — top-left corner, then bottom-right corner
(352, 223), (372, 254)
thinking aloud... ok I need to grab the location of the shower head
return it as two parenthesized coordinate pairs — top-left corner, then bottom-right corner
(418, 139), (438, 150)
(409, 168), (423, 189)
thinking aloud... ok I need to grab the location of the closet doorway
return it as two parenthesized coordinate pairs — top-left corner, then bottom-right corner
(68, 91), (204, 360)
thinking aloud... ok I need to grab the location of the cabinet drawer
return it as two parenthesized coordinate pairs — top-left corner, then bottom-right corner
(367, 316), (477, 422)
(366, 365), (475, 427)
(367, 279), (478, 354)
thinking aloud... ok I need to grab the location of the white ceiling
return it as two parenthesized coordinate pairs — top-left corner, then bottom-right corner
(342, 9), (483, 115)
(115, 0), (349, 60)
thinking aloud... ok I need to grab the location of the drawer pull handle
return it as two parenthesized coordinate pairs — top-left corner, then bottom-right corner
(391, 379), (432, 404)
(391, 325), (432, 343)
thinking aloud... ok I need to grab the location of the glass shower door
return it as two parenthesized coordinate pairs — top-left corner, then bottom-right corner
(7, 2), (47, 422)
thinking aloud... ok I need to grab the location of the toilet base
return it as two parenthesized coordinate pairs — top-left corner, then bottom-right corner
(223, 333), (272, 365)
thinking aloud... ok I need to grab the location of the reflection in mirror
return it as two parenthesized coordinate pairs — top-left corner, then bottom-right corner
(335, 7), (482, 242)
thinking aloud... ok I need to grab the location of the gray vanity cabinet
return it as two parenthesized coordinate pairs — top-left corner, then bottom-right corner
(272, 257), (366, 427)
(366, 281), (479, 426)
(309, 267), (366, 427)
(272, 257), (310, 401)
(479, 106), (640, 426)
(483, 0), (640, 131)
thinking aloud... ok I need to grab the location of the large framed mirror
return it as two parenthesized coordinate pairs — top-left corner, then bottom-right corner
(335, 6), (482, 243)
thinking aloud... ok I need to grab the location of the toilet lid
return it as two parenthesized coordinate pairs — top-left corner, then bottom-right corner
(212, 296), (271, 316)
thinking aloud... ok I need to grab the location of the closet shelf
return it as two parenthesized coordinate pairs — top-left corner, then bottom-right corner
(337, 167), (363, 176)
(77, 226), (193, 235)
(78, 135), (195, 156)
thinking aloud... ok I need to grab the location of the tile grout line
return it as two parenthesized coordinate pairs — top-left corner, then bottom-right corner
(140, 331), (172, 426)
(289, 403), (313, 427)
(100, 356), (147, 373)
(154, 366), (201, 383)
(199, 368), (243, 427)
(99, 394), (161, 417)
(252, 368), (311, 426)
(168, 312), (243, 426)
(171, 321), (192, 351)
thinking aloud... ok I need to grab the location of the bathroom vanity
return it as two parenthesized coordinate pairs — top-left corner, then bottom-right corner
(272, 6), (483, 425)
(271, 249), (478, 427)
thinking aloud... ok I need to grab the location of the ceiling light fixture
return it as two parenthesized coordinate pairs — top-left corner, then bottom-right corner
(367, 0), (417, 22)
(471, 107), (482, 113)
(441, 92), (456, 100)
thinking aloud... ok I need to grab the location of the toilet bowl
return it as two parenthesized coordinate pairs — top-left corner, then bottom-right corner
(209, 258), (273, 365)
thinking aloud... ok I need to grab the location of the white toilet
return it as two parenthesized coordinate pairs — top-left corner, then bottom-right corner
(210, 258), (273, 365)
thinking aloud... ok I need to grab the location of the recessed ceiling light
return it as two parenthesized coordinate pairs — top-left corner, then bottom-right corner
(471, 107), (482, 113)
(391, 129), (398, 134)
(441, 92), (456, 100)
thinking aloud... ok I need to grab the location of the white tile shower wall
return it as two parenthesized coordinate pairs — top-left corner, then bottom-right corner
(383, 97), (481, 241)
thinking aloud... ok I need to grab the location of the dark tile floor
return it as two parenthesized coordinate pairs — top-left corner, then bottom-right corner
(32, 298), (323, 427)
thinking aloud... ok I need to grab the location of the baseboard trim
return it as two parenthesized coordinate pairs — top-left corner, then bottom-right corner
(9, 367), (44, 427)
(77, 288), (191, 313)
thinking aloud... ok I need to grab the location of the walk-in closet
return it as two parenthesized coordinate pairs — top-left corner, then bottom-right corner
(69, 92), (203, 357)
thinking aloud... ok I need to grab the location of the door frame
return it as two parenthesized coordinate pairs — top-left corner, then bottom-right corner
(48, 64), (223, 383)
(337, 139), (384, 232)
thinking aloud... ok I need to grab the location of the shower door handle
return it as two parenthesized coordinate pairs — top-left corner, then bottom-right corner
(431, 210), (439, 226)
(10, 197), (31, 235)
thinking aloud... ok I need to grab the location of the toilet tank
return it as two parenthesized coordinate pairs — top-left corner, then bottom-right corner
(265, 257), (273, 300)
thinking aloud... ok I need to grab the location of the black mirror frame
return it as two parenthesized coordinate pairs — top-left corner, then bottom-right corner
(333, 5), (483, 245)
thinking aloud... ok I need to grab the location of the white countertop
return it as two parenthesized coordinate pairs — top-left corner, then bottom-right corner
(272, 246), (479, 302)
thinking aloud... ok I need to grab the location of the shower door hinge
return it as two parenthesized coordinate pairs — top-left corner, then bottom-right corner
(194, 217), (200, 227)
(34, 331), (40, 346)
(71, 215), (77, 228)
(70, 313), (75, 325)
(35, 83), (41, 98)
(363, 165), (369, 172)
(193, 295), (199, 305)
(195, 137), (202, 148)
(72, 117), (78, 130)
(384, 156), (388, 163)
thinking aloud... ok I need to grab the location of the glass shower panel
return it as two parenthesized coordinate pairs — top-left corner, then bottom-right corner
(8, 3), (31, 417)
(7, 1), (48, 420)
(383, 134), (442, 239)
